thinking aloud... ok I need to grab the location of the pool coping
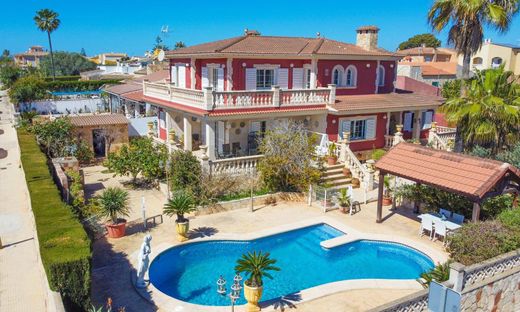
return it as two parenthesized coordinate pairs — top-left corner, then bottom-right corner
(132, 217), (448, 311)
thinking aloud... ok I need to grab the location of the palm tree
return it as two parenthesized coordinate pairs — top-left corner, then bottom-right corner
(34, 9), (60, 80)
(428, 0), (518, 79)
(163, 191), (196, 222)
(98, 187), (130, 224)
(417, 261), (452, 288)
(440, 66), (520, 153)
(235, 251), (280, 287)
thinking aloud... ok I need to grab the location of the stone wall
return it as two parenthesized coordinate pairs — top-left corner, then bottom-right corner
(73, 123), (129, 155)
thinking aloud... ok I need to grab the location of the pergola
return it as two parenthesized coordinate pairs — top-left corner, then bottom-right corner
(374, 143), (520, 223)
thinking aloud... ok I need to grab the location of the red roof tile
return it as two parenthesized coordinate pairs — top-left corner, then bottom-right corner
(70, 114), (129, 127)
(375, 143), (520, 200)
(331, 93), (443, 113)
(122, 90), (143, 102)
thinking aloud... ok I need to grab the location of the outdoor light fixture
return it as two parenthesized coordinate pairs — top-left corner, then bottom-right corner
(290, 63), (294, 67)
(217, 275), (226, 295)
(390, 64), (394, 68)
(217, 274), (242, 312)
(242, 62), (247, 67)
(366, 63), (371, 68)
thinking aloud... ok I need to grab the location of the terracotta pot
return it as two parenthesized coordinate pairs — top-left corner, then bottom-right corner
(175, 220), (189, 242)
(244, 284), (263, 312)
(327, 156), (337, 166)
(339, 205), (349, 214)
(352, 178), (360, 188)
(342, 167), (351, 177)
(383, 196), (393, 206)
(105, 219), (127, 238)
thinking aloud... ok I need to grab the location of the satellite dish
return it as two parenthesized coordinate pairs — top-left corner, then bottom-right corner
(157, 49), (165, 61)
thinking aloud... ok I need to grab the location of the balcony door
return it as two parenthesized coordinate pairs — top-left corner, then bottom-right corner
(202, 66), (224, 91)
(171, 64), (186, 88)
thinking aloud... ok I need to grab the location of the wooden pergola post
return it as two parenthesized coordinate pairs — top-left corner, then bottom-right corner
(376, 171), (386, 223)
(413, 183), (421, 214)
(472, 202), (481, 222)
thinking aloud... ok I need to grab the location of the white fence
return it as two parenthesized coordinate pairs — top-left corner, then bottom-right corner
(20, 98), (106, 115)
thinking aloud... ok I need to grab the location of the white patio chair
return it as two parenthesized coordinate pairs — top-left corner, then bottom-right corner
(433, 220), (448, 245)
(439, 208), (452, 219)
(419, 218), (434, 239)
(452, 213), (464, 225)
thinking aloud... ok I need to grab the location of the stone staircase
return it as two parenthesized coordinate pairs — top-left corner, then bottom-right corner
(321, 163), (352, 188)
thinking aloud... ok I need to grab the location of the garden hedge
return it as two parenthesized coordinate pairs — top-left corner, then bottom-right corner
(43, 75), (81, 82)
(44, 79), (122, 92)
(17, 129), (91, 311)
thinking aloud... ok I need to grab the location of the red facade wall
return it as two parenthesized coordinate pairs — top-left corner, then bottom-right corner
(378, 61), (397, 94)
(326, 112), (387, 151)
(395, 76), (441, 96)
(169, 58), (192, 87)
(316, 60), (378, 95)
(195, 58), (227, 90)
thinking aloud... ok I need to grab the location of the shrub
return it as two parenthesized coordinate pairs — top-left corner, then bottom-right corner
(417, 261), (452, 288)
(43, 75), (81, 82)
(17, 129), (91, 310)
(169, 150), (202, 197)
(32, 117), (75, 158)
(97, 187), (130, 224)
(447, 221), (520, 265)
(66, 169), (85, 216)
(44, 79), (121, 92)
(371, 148), (386, 161)
(74, 140), (94, 165)
(497, 208), (520, 229)
(8, 75), (46, 104)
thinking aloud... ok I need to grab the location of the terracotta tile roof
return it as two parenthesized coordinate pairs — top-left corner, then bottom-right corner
(142, 96), (207, 116)
(375, 143), (520, 200)
(70, 114), (129, 127)
(421, 63), (458, 76)
(208, 105), (327, 117)
(331, 93), (443, 113)
(167, 35), (398, 58)
(134, 70), (169, 83)
(104, 70), (169, 96)
(122, 90), (143, 102)
(397, 47), (456, 56)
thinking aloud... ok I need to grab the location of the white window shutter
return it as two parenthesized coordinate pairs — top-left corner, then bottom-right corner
(404, 112), (413, 131)
(245, 68), (257, 90)
(170, 66), (177, 86)
(277, 68), (289, 89)
(366, 117), (376, 139)
(250, 121), (261, 132)
(217, 68), (224, 91)
(339, 120), (351, 139)
(177, 65), (186, 88)
(423, 111), (433, 129)
(217, 121), (225, 154)
(201, 67), (209, 88)
(292, 68), (304, 89)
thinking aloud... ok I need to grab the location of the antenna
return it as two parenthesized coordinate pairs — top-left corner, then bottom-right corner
(161, 25), (169, 37)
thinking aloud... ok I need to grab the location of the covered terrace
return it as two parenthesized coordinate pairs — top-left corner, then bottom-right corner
(374, 143), (520, 223)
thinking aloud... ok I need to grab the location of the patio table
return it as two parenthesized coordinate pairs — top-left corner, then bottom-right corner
(418, 213), (462, 231)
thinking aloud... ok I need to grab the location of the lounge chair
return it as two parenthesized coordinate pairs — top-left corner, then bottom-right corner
(451, 213), (464, 225)
(433, 220), (448, 245)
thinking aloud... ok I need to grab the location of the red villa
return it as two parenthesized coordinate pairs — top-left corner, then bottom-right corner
(141, 26), (442, 162)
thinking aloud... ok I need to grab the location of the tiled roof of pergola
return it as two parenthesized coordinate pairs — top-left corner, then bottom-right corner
(375, 143), (520, 201)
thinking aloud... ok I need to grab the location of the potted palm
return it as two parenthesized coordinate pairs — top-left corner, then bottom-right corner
(327, 142), (337, 165)
(98, 187), (130, 238)
(383, 175), (393, 206)
(235, 251), (280, 312)
(163, 191), (196, 242)
(337, 188), (351, 214)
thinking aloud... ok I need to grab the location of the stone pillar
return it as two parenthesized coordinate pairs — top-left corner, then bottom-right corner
(147, 121), (154, 138)
(183, 115), (192, 151)
(385, 112), (391, 135)
(339, 133), (348, 163)
(472, 202), (481, 222)
(449, 262), (466, 292)
(365, 164), (375, 191)
(428, 121), (437, 145)
(272, 85), (280, 107)
(190, 58), (196, 89)
(226, 58), (233, 91)
(199, 145), (210, 171)
(205, 121), (216, 160)
(310, 58), (318, 88)
(413, 110), (422, 139)
(393, 124), (404, 146)
(224, 122), (231, 145)
(203, 86), (214, 110)
(328, 84), (336, 105)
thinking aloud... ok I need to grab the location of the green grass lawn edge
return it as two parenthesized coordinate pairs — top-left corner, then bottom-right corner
(17, 128), (91, 310)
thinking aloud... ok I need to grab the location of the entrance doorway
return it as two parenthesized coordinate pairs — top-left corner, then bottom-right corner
(92, 129), (106, 157)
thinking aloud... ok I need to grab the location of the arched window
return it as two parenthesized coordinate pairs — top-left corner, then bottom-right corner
(331, 65), (344, 86)
(345, 65), (357, 87)
(491, 57), (503, 68)
(377, 65), (385, 87)
(472, 57), (483, 65)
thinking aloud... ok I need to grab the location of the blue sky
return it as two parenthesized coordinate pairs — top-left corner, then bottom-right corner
(2, 0), (520, 57)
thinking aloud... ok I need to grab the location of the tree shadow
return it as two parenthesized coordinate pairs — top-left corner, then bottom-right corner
(84, 182), (106, 199)
(188, 226), (219, 239)
(260, 292), (302, 311)
(121, 179), (156, 190)
(92, 232), (159, 312)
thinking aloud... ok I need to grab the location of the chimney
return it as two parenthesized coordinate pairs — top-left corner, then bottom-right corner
(356, 26), (380, 51)
(244, 29), (261, 36)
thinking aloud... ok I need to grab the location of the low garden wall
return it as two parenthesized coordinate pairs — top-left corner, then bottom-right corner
(20, 98), (106, 115)
(17, 129), (91, 311)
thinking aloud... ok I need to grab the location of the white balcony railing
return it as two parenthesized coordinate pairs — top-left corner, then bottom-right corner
(143, 81), (335, 111)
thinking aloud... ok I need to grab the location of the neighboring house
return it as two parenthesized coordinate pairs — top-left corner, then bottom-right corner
(14, 46), (48, 67)
(141, 26), (442, 161)
(397, 46), (459, 86)
(97, 52), (128, 65)
(461, 39), (520, 75)
(70, 114), (129, 158)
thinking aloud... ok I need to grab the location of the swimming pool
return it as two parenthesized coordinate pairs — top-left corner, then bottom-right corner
(149, 224), (434, 306)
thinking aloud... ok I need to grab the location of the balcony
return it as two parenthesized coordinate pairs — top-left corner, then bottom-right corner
(143, 81), (335, 111)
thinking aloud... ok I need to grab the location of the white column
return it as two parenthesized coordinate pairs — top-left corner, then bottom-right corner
(375, 60), (381, 94)
(386, 112), (391, 135)
(205, 120), (216, 160)
(190, 58), (196, 89)
(310, 58), (318, 88)
(183, 115), (192, 151)
(224, 122), (231, 144)
(226, 58), (233, 91)
(413, 110), (421, 139)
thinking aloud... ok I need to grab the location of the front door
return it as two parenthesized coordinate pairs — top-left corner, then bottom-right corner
(92, 129), (106, 157)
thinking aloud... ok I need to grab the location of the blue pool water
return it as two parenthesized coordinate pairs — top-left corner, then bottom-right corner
(149, 224), (433, 306)
(51, 90), (102, 96)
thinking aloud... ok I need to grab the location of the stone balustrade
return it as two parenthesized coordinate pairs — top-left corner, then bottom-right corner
(428, 122), (455, 151)
(143, 81), (334, 110)
(208, 155), (264, 176)
(384, 135), (394, 148)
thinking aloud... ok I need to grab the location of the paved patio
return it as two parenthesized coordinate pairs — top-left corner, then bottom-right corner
(88, 170), (448, 312)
